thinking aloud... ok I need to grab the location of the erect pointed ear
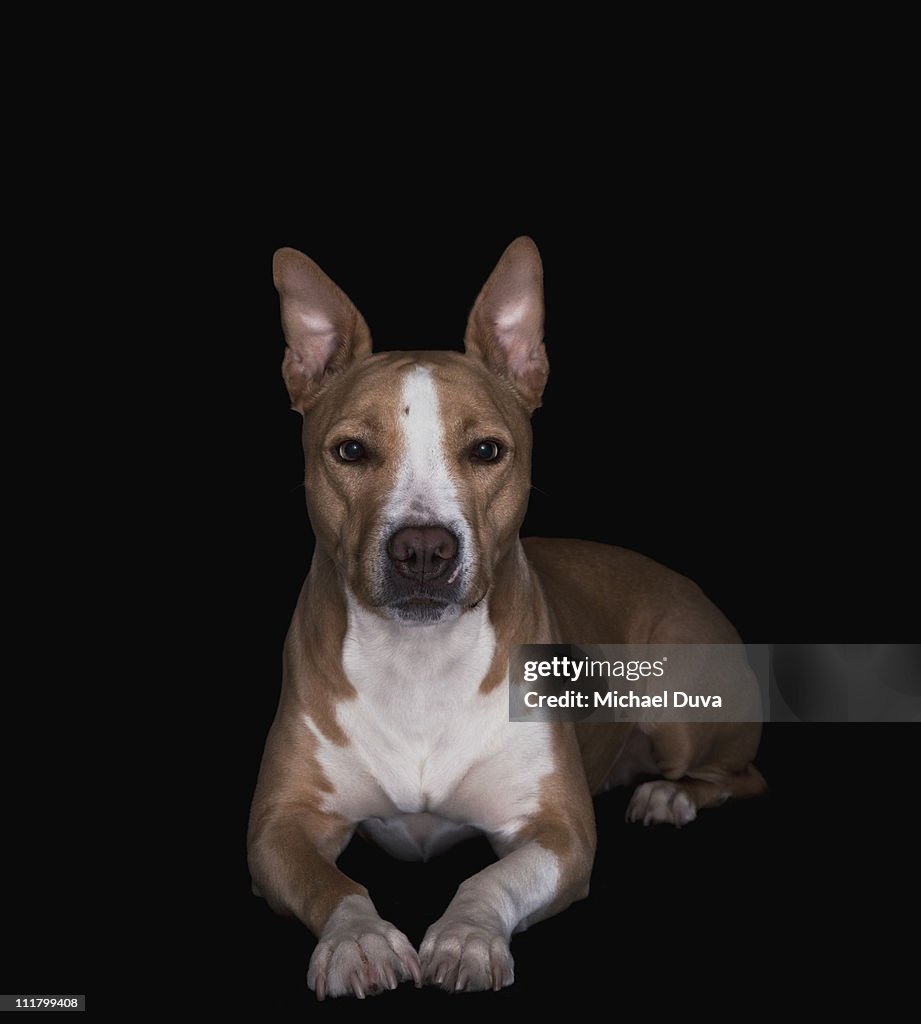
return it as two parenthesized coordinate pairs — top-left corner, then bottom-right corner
(273, 247), (373, 413)
(463, 236), (548, 413)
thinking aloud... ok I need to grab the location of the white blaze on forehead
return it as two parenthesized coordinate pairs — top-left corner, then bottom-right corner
(386, 365), (465, 529)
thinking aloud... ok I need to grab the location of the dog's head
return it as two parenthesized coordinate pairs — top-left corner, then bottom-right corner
(274, 238), (548, 625)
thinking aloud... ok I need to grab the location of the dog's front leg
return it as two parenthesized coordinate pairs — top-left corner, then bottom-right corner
(248, 719), (422, 1000)
(249, 806), (423, 999)
(421, 797), (596, 992)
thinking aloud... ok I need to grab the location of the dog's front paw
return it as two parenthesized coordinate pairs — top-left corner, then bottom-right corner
(420, 917), (514, 993)
(308, 895), (421, 1000)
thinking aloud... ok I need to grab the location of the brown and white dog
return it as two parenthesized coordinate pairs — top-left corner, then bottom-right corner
(248, 238), (765, 999)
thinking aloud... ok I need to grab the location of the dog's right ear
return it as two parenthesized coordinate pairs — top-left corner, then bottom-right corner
(463, 237), (548, 414)
(273, 248), (373, 413)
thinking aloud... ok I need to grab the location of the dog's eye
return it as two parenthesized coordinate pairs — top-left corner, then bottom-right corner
(471, 440), (501, 462)
(337, 440), (365, 462)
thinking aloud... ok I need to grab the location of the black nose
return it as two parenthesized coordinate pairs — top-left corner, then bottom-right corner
(387, 526), (459, 581)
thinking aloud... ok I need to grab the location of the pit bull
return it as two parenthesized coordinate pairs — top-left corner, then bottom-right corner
(248, 238), (765, 999)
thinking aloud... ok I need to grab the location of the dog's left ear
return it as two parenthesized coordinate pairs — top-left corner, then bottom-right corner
(463, 236), (548, 413)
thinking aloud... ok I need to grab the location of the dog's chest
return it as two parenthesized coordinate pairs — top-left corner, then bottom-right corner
(304, 603), (555, 837)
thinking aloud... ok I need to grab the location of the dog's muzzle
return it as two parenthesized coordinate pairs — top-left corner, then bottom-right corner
(382, 525), (464, 621)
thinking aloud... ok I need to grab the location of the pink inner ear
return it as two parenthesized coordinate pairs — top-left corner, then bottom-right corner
(495, 298), (531, 332)
(291, 328), (341, 381)
(499, 337), (543, 376)
(298, 311), (338, 334)
(493, 294), (542, 376)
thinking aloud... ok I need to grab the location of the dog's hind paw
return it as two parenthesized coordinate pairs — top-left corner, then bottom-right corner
(626, 780), (698, 827)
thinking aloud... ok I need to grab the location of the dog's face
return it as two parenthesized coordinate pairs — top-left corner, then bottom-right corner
(274, 238), (549, 624)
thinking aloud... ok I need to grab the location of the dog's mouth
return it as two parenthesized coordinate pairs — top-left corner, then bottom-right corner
(384, 592), (456, 624)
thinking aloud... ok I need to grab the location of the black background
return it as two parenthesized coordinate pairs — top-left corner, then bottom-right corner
(11, 191), (914, 1011)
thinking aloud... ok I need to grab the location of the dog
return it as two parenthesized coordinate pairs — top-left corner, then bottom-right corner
(247, 238), (765, 999)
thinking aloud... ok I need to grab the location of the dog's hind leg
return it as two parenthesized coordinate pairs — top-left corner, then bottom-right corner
(625, 722), (766, 827)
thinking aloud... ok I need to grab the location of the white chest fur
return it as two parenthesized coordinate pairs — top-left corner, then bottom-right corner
(303, 599), (556, 854)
